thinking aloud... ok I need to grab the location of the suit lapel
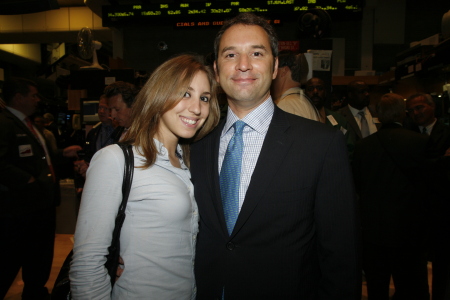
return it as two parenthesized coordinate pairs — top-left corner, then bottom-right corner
(205, 121), (231, 237)
(342, 106), (362, 139)
(4, 109), (43, 149)
(230, 107), (293, 238)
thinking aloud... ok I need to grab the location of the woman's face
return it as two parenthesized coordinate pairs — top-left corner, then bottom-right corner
(158, 71), (211, 141)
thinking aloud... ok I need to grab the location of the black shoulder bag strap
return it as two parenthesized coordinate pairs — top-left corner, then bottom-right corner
(105, 143), (134, 286)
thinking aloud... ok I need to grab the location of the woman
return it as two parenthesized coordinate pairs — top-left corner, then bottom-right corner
(70, 54), (220, 299)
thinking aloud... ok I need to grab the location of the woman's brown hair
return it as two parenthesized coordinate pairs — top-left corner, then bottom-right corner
(122, 54), (220, 168)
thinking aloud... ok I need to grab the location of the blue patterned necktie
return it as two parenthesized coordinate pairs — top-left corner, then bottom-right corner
(220, 120), (246, 235)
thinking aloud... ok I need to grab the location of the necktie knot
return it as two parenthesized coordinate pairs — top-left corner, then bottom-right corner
(233, 120), (246, 136)
(422, 127), (428, 135)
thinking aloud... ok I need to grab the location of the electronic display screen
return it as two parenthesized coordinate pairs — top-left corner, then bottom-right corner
(102, 0), (364, 27)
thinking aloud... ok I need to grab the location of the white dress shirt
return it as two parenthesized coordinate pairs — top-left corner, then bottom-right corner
(219, 97), (274, 211)
(348, 104), (378, 135)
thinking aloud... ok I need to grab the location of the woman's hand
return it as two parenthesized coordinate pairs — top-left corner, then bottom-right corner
(116, 256), (124, 281)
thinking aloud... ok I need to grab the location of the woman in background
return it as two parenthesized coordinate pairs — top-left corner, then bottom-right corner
(70, 54), (220, 299)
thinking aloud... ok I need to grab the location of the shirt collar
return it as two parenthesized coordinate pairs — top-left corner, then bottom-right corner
(6, 106), (27, 122)
(419, 118), (437, 135)
(222, 96), (274, 137)
(280, 87), (303, 99)
(348, 104), (367, 117)
(153, 138), (187, 170)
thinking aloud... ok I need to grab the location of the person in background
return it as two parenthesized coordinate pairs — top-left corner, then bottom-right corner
(0, 77), (80, 300)
(271, 50), (319, 121)
(406, 93), (450, 300)
(70, 54), (220, 299)
(353, 93), (430, 300)
(190, 13), (360, 299)
(34, 115), (58, 154)
(73, 95), (119, 198)
(44, 112), (62, 146)
(338, 80), (380, 141)
(105, 81), (139, 140)
(305, 77), (356, 159)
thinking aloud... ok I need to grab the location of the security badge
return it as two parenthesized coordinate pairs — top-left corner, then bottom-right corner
(326, 115), (347, 135)
(17, 133), (34, 157)
(19, 144), (33, 157)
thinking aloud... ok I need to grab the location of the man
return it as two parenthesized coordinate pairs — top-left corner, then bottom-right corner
(338, 80), (380, 141)
(190, 13), (360, 299)
(43, 112), (61, 146)
(105, 81), (138, 134)
(353, 93), (430, 300)
(0, 78), (80, 299)
(34, 115), (58, 154)
(406, 93), (450, 154)
(406, 93), (450, 300)
(271, 50), (320, 121)
(73, 94), (120, 197)
(305, 77), (356, 159)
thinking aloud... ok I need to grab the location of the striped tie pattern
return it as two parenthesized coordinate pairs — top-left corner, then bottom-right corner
(220, 120), (246, 235)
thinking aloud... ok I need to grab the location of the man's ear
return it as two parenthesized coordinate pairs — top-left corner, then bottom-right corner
(10, 92), (23, 107)
(272, 57), (279, 80)
(213, 61), (220, 83)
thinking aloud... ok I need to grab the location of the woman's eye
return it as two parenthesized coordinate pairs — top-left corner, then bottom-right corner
(184, 92), (191, 98)
(200, 96), (209, 102)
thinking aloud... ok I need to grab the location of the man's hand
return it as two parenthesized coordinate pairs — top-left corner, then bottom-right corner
(116, 256), (124, 281)
(63, 145), (83, 158)
(74, 160), (89, 178)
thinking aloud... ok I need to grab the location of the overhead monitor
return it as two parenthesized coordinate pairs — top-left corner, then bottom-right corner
(102, 0), (364, 27)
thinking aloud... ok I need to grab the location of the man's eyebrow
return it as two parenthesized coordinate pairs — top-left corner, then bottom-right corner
(221, 46), (236, 54)
(221, 44), (268, 54)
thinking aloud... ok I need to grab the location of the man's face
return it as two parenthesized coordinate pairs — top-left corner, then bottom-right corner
(406, 96), (435, 127)
(214, 24), (278, 114)
(18, 85), (40, 116)
(98, 97), (111, 124)
(348, 83), (370, 110)
(33, 116), (46, 131)
(305, 78), (326, 109)
(108, 94), (132, 128)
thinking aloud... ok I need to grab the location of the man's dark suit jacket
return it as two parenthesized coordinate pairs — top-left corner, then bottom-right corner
(190, 106), (361, 300)
(0, 109), (55, 214)
(0, 108), (57, 298)
(84, 123), (124, 162)
(352, 123), (430, 247)
(338, 105), (381, 141)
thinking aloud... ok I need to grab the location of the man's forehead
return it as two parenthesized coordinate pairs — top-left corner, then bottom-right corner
(220, 24), (270, 48)
(407, 96), (428, 107)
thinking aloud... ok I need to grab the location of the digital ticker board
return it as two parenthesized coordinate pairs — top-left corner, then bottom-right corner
(102, 0), (363, 27)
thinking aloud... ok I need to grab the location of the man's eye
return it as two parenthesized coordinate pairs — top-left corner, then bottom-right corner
(200, 96), (209, 102)
(226, 53), (235, 58)
(184, 92), (191, 98)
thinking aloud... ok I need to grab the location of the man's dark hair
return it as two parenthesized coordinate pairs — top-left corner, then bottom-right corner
(278, 50), (296, 69)
(214, 13), (279, 61)
(104, 81), (139, 108)
(2, 77), (38, 105)
(278, 50), (308, 83)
